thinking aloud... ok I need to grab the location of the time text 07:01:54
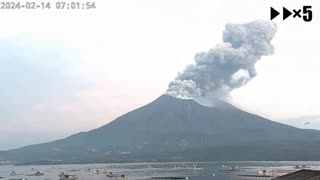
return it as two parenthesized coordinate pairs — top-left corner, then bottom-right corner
(0, 2), (96, 10)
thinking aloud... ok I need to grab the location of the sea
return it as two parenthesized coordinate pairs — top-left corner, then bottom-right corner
(1, 161), (320, 180)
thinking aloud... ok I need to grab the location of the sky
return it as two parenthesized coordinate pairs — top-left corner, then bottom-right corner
(0, 0), (320, 150)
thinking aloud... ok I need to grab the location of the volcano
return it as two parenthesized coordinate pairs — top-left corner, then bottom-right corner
(2, 95), (320, 164)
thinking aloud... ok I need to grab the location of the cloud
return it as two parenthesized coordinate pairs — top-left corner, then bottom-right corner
(165, 20), (277, 99)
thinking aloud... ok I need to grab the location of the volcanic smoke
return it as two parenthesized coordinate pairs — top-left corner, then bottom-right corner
(165, 20), (277, 100)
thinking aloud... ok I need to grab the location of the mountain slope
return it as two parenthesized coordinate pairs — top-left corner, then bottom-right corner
(1, 95), (320, 163)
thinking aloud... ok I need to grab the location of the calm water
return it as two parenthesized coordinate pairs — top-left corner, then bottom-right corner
(1, 161), (320, 180)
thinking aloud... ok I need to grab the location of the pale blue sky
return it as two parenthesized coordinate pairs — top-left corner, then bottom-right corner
(1, 0), (320, 150)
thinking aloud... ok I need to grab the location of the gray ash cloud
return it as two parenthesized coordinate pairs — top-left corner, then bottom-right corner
(165, 20), (277, 99)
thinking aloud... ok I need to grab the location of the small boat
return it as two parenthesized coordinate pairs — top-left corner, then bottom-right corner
(94, 169), (100, 174)
(27, 172), (44, 176)
(221, 164), (241, 172)
(117, 175), (126, 179)
(84, 168), (91, 172)
(106, 172), (126, 179)
(59, 175), (78, 180)
(173, 164), (185, 169)
(106, 172), (117, 178)
(59, 172), (78, 180)
(192, 164), (203, 170)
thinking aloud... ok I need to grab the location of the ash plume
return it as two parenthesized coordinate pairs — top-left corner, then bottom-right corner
(165, 20), (277, 99)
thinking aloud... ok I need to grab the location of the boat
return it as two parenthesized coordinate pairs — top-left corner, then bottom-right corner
(106, 172), (126, 179)
(59, 174), (78, 180)
(94, 169), (100, 174)
(117, 175), (126, 179)
(26, 172), (44, 176)
(59, 172), (78, 180)
(221, 164), (241, 172)
(106, 172), (117, 178)
(84, 168), (91, 172)
(192, 164), (203, 170)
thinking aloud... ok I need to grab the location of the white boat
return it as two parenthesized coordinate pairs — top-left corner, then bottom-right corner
(94, 169), (100, 174)
(106, 172), (126, 179)
(222, 164), (241, 171)
(59, 172), (78, 180)
(257, 169), (267, 175)
(192, 164), (203, 170)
